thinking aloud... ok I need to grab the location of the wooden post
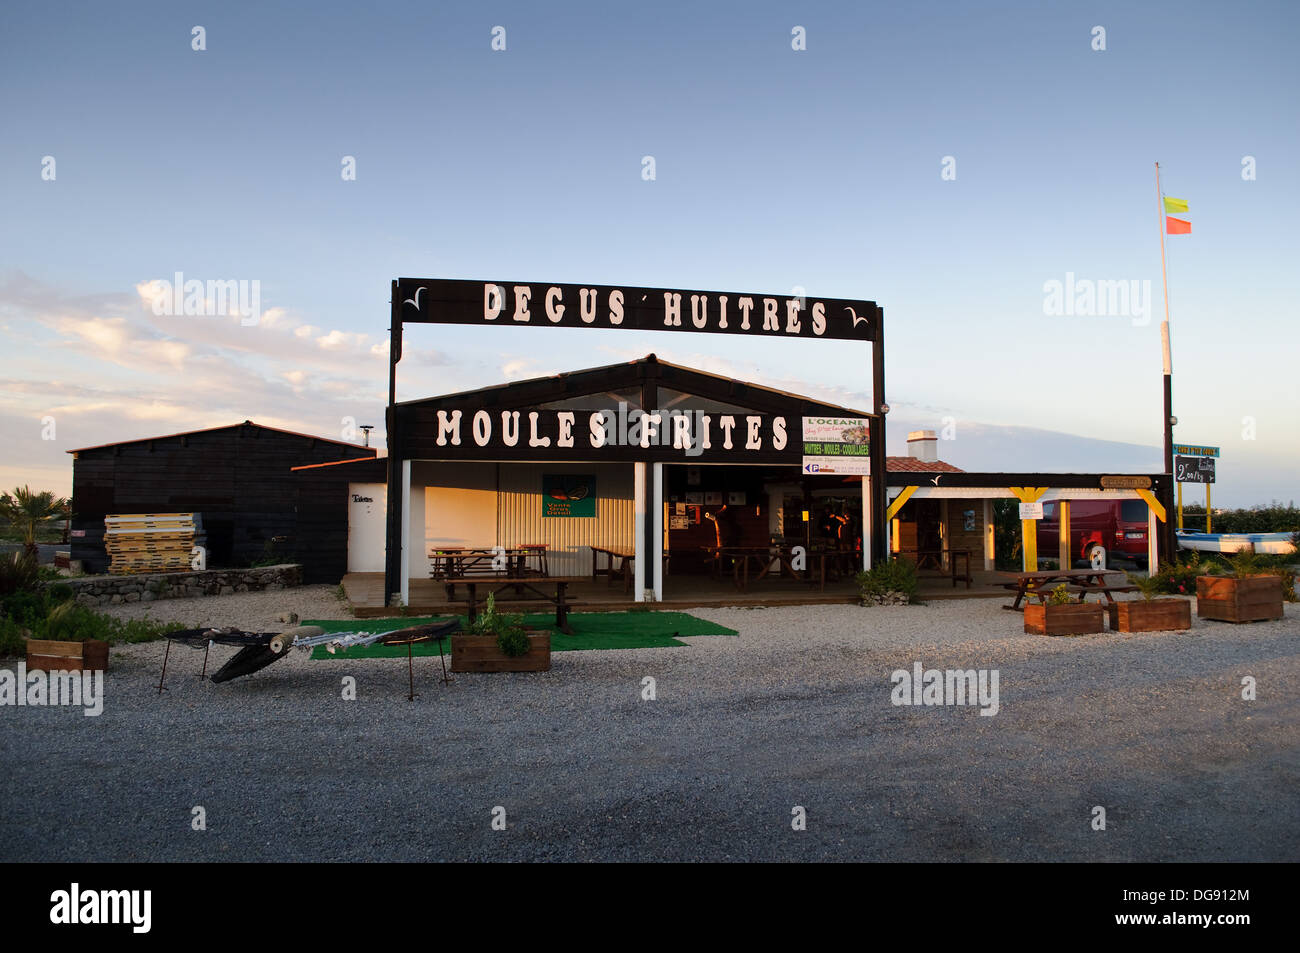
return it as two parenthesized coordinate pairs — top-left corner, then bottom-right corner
(1148, 503), (1159, 570)
(1009, 487), (1048, 572)
(1177, 481), (1183, 530)
(1058, 499), (1071, 570)
(1206, 484), (1212, 533)
(633, 462), (646, 602)
(982, 499), (994, 571)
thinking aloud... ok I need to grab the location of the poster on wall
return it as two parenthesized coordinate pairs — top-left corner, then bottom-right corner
(542, 474), (597, 517)
(801, 417), (871, 475)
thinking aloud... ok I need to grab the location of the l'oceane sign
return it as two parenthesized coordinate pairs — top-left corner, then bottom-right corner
(395, 278), (879, 341)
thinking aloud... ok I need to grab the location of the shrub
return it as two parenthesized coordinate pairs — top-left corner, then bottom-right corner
(855, 557), (920, 605)
(1046, 583), (1073, 606)
(0, 616), (26, 657)
(1148, 553), (1205, 595)
(0, 552), (39, 596)
(1126, 572), (1166, 602)
(466, 593), (530, 656)
(1180, 500), (1300, 535)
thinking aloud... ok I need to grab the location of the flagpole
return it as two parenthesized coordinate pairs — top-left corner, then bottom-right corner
(1156, 162), (1175, 561)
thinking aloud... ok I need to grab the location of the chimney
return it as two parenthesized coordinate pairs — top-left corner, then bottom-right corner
(907, 430), (939, 464)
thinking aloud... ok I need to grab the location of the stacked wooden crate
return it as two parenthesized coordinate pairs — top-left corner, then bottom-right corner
(104, 513), (205, 574)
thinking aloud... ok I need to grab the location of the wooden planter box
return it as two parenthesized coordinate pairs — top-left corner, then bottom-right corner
(25, 639), (109, 672)
(450, 631), (551, 672)
(1197, 575), (1284, 623)
(1108, 599), (1192, 633)
(1024, 602), (1105, 636)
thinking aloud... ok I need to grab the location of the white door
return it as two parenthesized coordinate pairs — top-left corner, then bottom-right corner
(347, 483), (387, 572)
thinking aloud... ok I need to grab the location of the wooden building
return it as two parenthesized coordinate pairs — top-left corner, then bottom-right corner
(68, 422), (376, 574)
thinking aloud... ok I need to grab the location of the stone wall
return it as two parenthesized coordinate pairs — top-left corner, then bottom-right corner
(51, 564), (303, 608)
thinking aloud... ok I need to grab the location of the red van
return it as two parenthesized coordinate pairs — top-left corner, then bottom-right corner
(1035, 500), (1151, 569)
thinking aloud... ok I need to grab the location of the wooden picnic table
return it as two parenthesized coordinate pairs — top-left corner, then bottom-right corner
(453, 576), (587, 635)
(997, 568), (1132, 611)
(429, 546), (548, 598)
(899, 548), (972, 589)
(722, 546), (826, 592)
(591, 546), (635, 592)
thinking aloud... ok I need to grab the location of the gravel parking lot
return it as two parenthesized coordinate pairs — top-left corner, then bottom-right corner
(2, 591), (1297, 862)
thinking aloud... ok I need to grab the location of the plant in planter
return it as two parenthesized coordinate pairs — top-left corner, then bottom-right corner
(855, 557), (921, 606)
(450, 593), (551, 673)
(1024, 584), (1105, 636)
(25, 601), (110, 672)
(1108, 573), (1192, 633)
(1196, 549), (1285, 623)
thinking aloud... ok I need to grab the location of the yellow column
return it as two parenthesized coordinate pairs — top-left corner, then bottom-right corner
(1058, 499), (1071, 570)
(1009, 487), (1049, 572)
(1206, 484), (1212, 533)
(1177, 482), (1183, 530)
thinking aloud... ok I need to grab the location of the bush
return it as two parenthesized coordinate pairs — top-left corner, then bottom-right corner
(466, 593), (530, 656)
(0, 552), (39, 596)
(1180, 500), (1300, 535)
(0, 616), (26, 657)
(855, 557), (920, 605)
(1148, 553), (1205, 595)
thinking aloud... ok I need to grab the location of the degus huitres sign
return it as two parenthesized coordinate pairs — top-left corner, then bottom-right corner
(395, 278), (879, 342)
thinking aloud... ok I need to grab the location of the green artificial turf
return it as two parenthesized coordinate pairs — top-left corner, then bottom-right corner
(301, 611), (737, 660)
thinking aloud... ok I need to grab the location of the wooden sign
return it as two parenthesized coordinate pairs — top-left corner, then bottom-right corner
(1173, 443), (1220, 458)
(399, 405), (797, 463)
(396, 278), (879, 342)
(1099, 475), (1153, 490)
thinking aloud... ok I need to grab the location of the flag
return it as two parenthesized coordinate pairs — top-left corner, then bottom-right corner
(1163, 196), (1189, 213)
(1166, 216), (1191, 235)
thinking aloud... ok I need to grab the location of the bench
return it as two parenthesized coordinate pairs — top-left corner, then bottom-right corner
(591, 546), (636, 593)
(455, 576), (589, 635)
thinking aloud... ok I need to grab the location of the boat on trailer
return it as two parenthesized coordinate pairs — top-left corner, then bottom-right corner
(1176, 530), (1297, 556)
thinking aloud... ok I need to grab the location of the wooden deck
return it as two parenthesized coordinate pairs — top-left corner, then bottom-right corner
(341, 569), (1009, 617)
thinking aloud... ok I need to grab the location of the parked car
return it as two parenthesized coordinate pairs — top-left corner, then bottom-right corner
(1035, 499), (1152, 569)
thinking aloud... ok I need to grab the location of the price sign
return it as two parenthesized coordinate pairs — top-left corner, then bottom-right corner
(1175, 455), (1216, 484)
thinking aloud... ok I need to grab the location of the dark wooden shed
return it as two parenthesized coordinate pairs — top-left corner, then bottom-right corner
(68, 421), (376, 574)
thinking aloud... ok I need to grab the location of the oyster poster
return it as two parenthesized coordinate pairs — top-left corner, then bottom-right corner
(801, 418), (871, 475)
(542, 474), (597, 517)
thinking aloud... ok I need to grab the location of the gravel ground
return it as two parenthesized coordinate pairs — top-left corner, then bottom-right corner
(2, 591), (1297, 862)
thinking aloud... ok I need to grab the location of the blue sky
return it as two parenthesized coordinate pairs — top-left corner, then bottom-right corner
(1, 0), (1296, 505)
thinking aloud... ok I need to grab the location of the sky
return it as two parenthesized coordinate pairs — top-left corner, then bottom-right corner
(1, 0), (1296, 507)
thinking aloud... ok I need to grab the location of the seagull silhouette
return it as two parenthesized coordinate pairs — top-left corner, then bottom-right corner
(930, 474), (943, 485)
(844, 306), (869, 328)
(403, 286), (426, 310)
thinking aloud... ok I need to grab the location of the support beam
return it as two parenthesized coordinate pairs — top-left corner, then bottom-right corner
(1058, 499), (1071, 570)
(1135, 488), (1166, 523)
(862, 475), (872, 571)
(982, 498), (994, 571)
(399, 459), (411, 607)
(652, 462), (663, 602)
(1009, 486), (1049, 572)
(1148, 505), (1159, 570)
(886, 485), (918, 522)
(633, 462), (646, 603)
